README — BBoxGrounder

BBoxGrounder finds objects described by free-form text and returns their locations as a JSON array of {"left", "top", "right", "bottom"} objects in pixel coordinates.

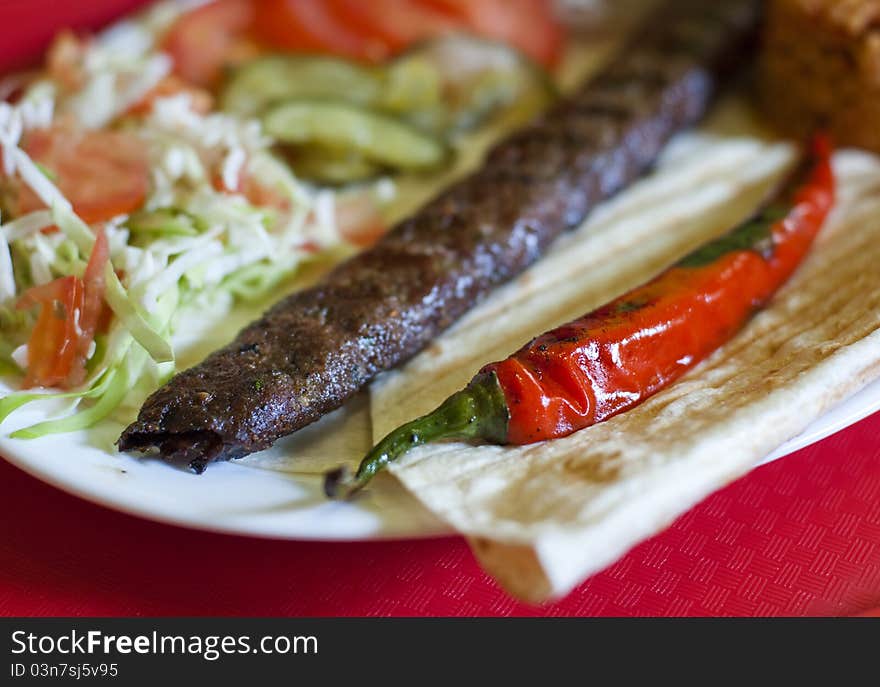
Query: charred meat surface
[{"left": 118, "top": 0, "right": 761, "bottom": 472}]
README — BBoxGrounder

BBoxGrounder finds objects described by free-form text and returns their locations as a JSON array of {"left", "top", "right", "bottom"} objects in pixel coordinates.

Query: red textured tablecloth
[
  {"left": 2, "top": 0, "right": 880, "bottom": 618},
  {"left": 1, "top": 410, "right": 879, "bottom": 617}
]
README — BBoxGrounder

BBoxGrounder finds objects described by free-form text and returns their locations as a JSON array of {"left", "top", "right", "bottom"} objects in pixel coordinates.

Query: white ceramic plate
[
  {"left": 1, "top": 373, "right": 878, "bottom": 541},
  {"left": 3, "top": 94, "right": 878, "bottom": 543}
]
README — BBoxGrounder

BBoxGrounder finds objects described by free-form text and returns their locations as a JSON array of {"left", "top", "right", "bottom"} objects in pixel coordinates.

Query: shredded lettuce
[
  {"left": 0, "top": 6, "right": 358, "bottom": 444},
  {"left": 50, "top": 202, "right": 97, "bottom": 255},
  {"left": 1, "top": 210, "right": 53, "bottom": 241},
  {"left": 9, "top": 368, "right": 129, "bottom": 439},
  {"left": 8, "top": 149, "right": 71, "bottom": 215},
  {"left": 1, "top": 286, "right": 178, "bottom": 437},
  {"left": 0, "top": 226, "right": 15, "bottom": 302},
  {"left": 0, "top": 306, "right": 29, "bottom": 369},
  {"left": 0, "top": 368, "right": 117, "bottom": 425},
  {"left": 103, "top": 265, "right": 174, "bottom": 363},
  {"left": 125, "top": 208, "right": 202, "bottom": 239},
  {"left": 49, "top": 204, "right": 174, "bottom": 363},
  {"left": 222, "top": 259, "right": 297, "bottom": 302},
  {"left": 34, "top": 161, "right": 57, "bottom": 182}
]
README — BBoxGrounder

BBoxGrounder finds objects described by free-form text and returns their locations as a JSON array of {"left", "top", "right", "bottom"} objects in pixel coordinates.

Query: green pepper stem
[{"left": 324, "top": 372, "right": 508, "bottom": 499}]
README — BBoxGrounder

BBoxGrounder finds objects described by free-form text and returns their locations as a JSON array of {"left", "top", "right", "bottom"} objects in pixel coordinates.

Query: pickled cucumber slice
[
  {"left": 221, "top": 56, "right": 384, "bottom": 118},
  {"left": 381, "top": 56, "right": 443, "bottom": 114},
  {"left": 286, "top": 146, "right": 382, "bottom": 185},
  {"left": 221, "top": 54, "right": 443, "bottom": 119},
  {"left": 263, "top": 101, "right": 448, "bottom": 171},
  {"left": 394, "top": 35, "right": 557, "bottom": 134}
]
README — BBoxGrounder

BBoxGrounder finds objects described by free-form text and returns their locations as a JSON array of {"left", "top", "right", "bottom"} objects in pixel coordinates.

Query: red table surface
[
  {"left": 2, "top": 1, "right": 880, "bottom": 618},
  {"left": 1, "top": 410, "right": 879, "bottom": 617}
]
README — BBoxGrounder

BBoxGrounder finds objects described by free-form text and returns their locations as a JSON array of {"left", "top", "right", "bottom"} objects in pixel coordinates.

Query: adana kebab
[
  {"left": 118, "top": 0, "right": 761, "bottom": 472},
  {"left": 325, "top": 135, "right": 835, "bottom": 497}
]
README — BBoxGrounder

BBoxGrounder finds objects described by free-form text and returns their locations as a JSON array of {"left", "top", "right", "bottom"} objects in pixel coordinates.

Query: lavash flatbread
[{"left": 367, "top": 101, "right": 880, "bottom": 602}]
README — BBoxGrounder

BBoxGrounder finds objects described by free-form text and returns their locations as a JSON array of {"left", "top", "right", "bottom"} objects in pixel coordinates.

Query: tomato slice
[
  {"left": 17, "top": 276, "right": 82, "bottom": 389},
  {"left": 253, "top": 0, "right": 389, "bottom": 61},
  {"left": 12, "top": 124, "right": 149, "bottom": 225},
  {"left": 162, "top": 0, "right": 256, "bottom": 89},
  {"left": 423, "top": 0, "right": 563, "bottom": 67},
  {"left": 16, "top": 229, "right": 110, "bottom": 390},
  {"left": 79, "top": 227, "right": 110, "bottom": 362},
  {"left": 331, "top": 0, "right": 460, "bottom": 53}
]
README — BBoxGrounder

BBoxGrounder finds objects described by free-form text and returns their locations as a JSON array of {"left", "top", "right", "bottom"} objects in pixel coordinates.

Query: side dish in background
[
  {"left": 168, "top": 0, "right": 562, "bottom": 183},
  {"left": 244, "top": 37, "right": 555, "bottom": 184}
]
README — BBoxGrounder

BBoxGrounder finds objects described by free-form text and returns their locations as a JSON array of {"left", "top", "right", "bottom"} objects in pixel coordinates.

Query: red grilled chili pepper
[{"left": 324, "top": 135, "right": 835, "bottom": 499}]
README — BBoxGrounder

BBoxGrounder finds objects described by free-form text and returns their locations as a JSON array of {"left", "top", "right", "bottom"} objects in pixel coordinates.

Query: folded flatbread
[{"left": 369, "top": 104, "right": 880, "bottom": 602}]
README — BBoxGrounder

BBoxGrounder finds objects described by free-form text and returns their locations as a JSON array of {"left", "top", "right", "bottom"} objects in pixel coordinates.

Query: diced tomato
[
  {"left": 242, "top": 175, "right": 291, "bottom": 211},
  {"left": 253, "top": 0, "right": 389, "bottom": 62},
  {"left": 422, "top": 0, "right": 564, "bottom": 67},
  {"left": 79, "top": 227, "right": 110, "bottom": 362},
  {"left": 127, "top": 74, "right": 214, "bottom": 116},
  {"left": 336, "top": 193, "right": 387, "bottom": 248},
  {"left": 11, "top": 124, "right": 149, "bottom": 225},
  {"left": 161, "top": 0, "right": 256, "bottom": 89},
  {"left": 330, "top": 0, "right": 460, "bottom": 53},
  {"left": 164, "top": 0, "right": 562, "bottom": 88},
  {"left": 16, "top": 229, "right": 110, "bottom": 390},
  {"left": 17, "top": 276, "right": 82, "bottom": 389}
]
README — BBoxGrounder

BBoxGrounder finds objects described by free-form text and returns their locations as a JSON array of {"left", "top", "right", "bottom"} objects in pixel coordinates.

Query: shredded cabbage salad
[{"left": 0, "top": 1, "right": 384, "bottom": 438}]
